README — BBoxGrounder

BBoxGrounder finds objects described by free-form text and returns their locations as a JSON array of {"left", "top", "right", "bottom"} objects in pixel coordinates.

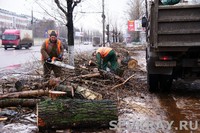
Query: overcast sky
[{"left": 0, "top": 0, "right": 129, "bottom": 33}]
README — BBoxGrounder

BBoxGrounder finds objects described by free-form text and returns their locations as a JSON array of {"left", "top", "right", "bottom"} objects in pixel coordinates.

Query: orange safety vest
[
  {"left": 96, "top": 47, "right": 112, "bottom": 58},
  {"left": 41, "top": 39, "right": 61, "bottom": 60}
]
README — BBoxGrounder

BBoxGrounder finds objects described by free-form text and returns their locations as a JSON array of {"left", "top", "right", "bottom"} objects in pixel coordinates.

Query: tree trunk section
[
  {"left": 0, "top": 98, "right": 40, "bottom": 108},
  {"left": 75, "top": 73, "right": 101, "bottom": 79},
  {"left": 68, "top": 45, "right": 75, "bottom": 66},
  {"left": 67, "top": 1, "right": 75, "bottom": 66},
  {"left": 128, "top": 59, "right": 138, "bottom": 69},
  {"left": 0, "top": 90, "right": 49, "bottom": 99},
  {"left": 37, "top": 99, "right": 118, "bottom": 130}
]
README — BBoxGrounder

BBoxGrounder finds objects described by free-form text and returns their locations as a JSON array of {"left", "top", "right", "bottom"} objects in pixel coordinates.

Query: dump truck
[
  {"left": 2, "top": 29, "right": 33, "bottom": 50},
  {"left": 146, "top": 0, "right": 200, "bottom": 92}
]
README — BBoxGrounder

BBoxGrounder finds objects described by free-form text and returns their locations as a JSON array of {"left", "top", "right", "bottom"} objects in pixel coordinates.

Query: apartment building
[{"left": 0, "top": 8, "right": 31, "bottom": 30}]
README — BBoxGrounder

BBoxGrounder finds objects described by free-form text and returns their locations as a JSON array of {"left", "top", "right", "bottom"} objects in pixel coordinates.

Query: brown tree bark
[
  {"left": 55, "top": 85, "right": 102, "bottom": 100},
  {"left": 0, "top": 90, "right": 49, "bottom": 99},
  {"left": 0, "top": 98, "right": 40, "bottom": 108},
  {"left": 37, "top": 99, "right": 118, "bottom": 130},
  {"left": 73, "top": 73, "right": 101, "bottom": 79}
]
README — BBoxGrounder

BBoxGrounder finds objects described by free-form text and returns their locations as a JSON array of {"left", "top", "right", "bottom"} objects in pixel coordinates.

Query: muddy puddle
[{"left": 119, "top": 91, "right": 200, "bottom": 133}]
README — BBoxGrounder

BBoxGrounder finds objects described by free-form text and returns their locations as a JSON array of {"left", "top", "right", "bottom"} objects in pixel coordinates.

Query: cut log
[
  {"left": 0, "top": 98, "right": 40, "bottom": 108},
  {"left": 37, "top": 99, "right": 118, "bottom": 130},
  {"left": 0, "top": 90, "right": 49, "bottom": 99},
  {"left": 49, "top": 90, "right": 66, "bottom": 100},
  {"left": 76, "top": 86, "right": 102, "bottom": 100},
  {"left": 88, "top": 60, "right": 97, "bottom": 66},
  {"left": 76, "top": 73, "right": 101, "bottom": 79},
  {"left": 0, "top": 117, "right": 8, "bottom": 121},
  {"left": 55, "top": 85, "right": 102, "bottom": 100},
  {"left": 54, "top": 85, "right": 75, "bottom": 97},
  {"left": 15, "top": 80, "right": 25, "bottom": 91},
  {"left": 128, "top": 59, "right": 138, "bottom": 69},
  {"left": 0, "top": 89, "right": 69, "bottom": 100}
]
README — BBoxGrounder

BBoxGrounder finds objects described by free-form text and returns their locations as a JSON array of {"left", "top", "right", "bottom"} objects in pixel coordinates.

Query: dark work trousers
[
  {"left": 43, "top": 62, "right": 62, "bottom": 80},
  {"left": 102, "top": 50, "right": 118, "bottom": 72}
]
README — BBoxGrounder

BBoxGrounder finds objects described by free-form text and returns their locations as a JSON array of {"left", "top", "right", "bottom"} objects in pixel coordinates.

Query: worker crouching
[
  {"left": 40, "top": 31, "right": 64, "bottom": 80},
  {"left": 93, "top": 47, "right": 120, "bottom": 74}
]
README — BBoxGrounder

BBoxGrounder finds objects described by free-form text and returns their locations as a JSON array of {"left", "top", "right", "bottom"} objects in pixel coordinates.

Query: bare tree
[
  {"left": 108, "top": 20, "right": 119, "bottom": 43},
  {"left": 33, "top": 0, "right": 81, "bottom": 65},
  {"left": 54, "top": 0, "right": 81, "bottom": 66}
]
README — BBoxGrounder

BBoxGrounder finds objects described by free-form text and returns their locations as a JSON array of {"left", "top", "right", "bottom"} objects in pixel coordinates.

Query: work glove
[
  {"left": 46, "top": 57, "right": 52, "bottom": 62},
  {"left": 58, "top": 54, "right": 63, "bottom": 61}
]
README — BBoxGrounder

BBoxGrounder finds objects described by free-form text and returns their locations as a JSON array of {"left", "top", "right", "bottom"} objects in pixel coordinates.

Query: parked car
[
  {"left": 58, "top": 37, "right": 68, "bottom": 51},
  {"left": 83, "top": 41, "right": 92, "bottom": 45}
]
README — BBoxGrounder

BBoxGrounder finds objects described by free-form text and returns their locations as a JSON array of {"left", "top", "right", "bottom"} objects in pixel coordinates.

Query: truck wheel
[
  {"left": 147, "top": 74, "right": 159, "bottom": 93},
  {"left": 4, "top": 47, "right": 7, "bottom": 50},
  {"left": 15, "top": 45, "right": 22, "bottom": 50},
  {"left": 25, "top": 43, "right": 31, "bottom": 49},
  {"left": 160, "top": 75, "right": 172, "bottom": 92}
]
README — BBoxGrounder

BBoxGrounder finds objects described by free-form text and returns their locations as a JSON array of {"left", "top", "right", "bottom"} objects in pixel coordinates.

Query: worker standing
[
  {"left": 40, "top": 31, "right": 64, "bottom": 80},
  {"left": 93, "top": 47, "right": 119, "bottom": 74}
]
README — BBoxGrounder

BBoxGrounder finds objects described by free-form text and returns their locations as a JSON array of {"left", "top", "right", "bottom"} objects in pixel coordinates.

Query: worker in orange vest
[
  {"left": 40, "top": 31, "right": 64, "bottom": 80},
  {"left": 93, "top": 47, "right": 119, "bottom": 73}
]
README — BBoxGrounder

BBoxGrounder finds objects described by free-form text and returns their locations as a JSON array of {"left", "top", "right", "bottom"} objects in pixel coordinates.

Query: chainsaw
[{"left": 46, "top": 57, "right": 75, "bottom": 70}]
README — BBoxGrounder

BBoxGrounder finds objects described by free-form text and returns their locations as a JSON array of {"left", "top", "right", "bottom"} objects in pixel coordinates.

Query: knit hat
[{"left": 50, "top": 31, "right": 57, "bottom": 37}]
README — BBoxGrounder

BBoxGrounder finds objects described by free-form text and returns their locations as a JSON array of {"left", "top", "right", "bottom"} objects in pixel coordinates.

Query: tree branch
[
  {"left": 72, "top": 0, "right": 81, "bottom": 10},
  {"left": 111, "top": 74, "right": 135, "bottom": 90},
  {"left": 34, "top": 0, "right": 65, "bottom": 24},
  {"left": 54, "top": 0, "right": 68, "bottom": 17}
]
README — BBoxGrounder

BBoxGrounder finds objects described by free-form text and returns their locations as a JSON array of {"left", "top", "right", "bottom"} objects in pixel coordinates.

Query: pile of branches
[
  {"left": 0, "top": 43, "right": 147, "bottom": 102},
  {"left": 60, "top": 43, "right": 147, "bottom": 100},
  {"left": 0, "top": 43, "right": 147, "bottom": 132}
]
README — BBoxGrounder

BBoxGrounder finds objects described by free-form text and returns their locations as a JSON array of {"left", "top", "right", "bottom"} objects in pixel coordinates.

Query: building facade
[{"left": 0, "top": 8, "right": 31, "bottom": 30}]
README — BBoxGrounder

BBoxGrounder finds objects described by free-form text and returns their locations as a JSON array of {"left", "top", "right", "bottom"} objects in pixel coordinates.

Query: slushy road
[{"left": 0, "top": 44, "right": 95, "bottom": 69}]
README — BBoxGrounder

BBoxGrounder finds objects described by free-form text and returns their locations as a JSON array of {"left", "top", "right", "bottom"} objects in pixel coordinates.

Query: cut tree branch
[
  {"left": 0, "top": 90, "right": 49, "bottom": 99},
  {"left": 111, "top": 74, "right": 135, "bottom": 90},
  {"left": 76, "top": 73, "right": 101, "bottom": 79}
]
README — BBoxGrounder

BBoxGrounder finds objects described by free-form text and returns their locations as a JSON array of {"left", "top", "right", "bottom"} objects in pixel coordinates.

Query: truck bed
[{"left": 150, "top": 3, "right": 200, "bottom": 47}]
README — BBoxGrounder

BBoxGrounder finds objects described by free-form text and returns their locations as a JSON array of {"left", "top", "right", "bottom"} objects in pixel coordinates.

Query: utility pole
[
  {"left": 102, "top": 0, "right": 105, "bottom": 46},
  {"left": 145, "top": 0, "right": 148, "bottom": 42},
  {"left": 106, "top": 24, "right": 109, "bottom": 43},
  {"left": 31, "top": 9, "right": 34, "bottom": 38}
]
